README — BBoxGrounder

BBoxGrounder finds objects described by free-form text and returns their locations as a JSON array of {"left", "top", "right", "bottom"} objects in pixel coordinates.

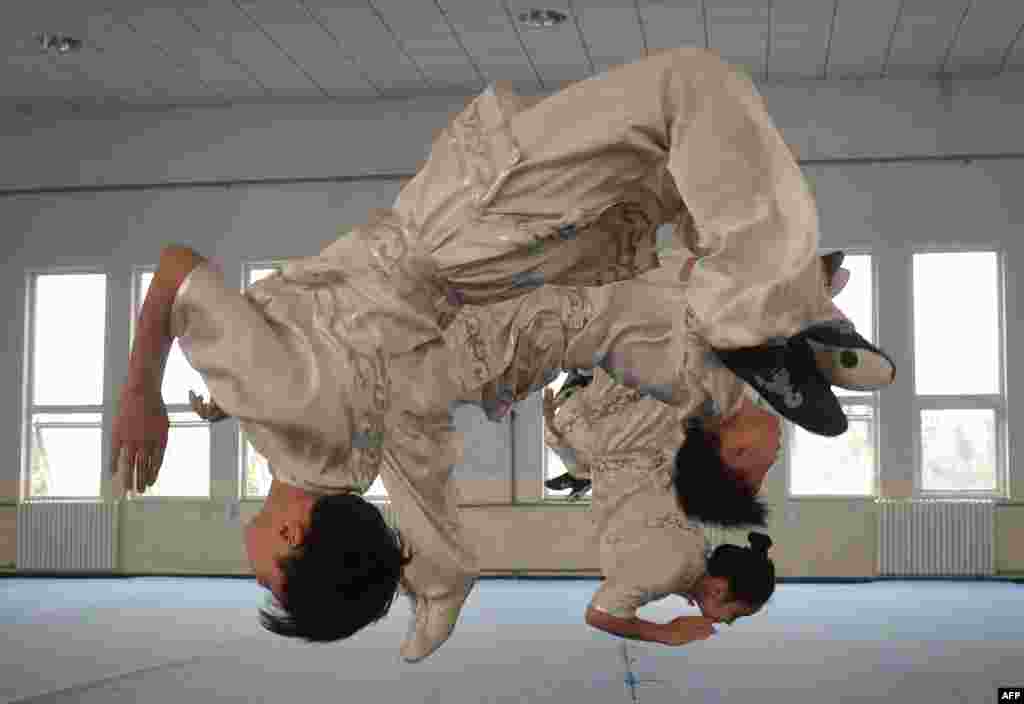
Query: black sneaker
[
  {"left": 566, "top": 479, "right": 592, "bottom": 501},
  {"left": 797, "top": 321, "right": 896, "bottom": 392},
  {"left": 545, "top": 473, "right": 577, "bottom": 491},
  {"left": 714, "top": 338, "right": 848, "bottom": 437}
]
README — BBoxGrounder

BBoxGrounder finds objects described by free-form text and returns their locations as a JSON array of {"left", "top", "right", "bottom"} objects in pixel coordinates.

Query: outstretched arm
[
  {"left": 585, "top": 606, "right": 717, "bottom": 646},
  {"left": 585, "top": 606, "right": 669, "bottom": 644},
  {"left": 111, "top": 245, "right": 205, "bottom": 496}
]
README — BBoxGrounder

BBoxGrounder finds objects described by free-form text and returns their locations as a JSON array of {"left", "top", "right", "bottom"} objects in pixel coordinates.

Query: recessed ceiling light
[
  {"left": 518, "top": 9, "right": 568, "bottom": 28},
  {"left": 36, "top": 33, "right": 83, "bottom": 55}
]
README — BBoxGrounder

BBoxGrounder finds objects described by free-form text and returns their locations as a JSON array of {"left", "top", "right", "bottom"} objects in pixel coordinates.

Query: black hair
[
  {"left": 258, "top": 492, "right": 413, "bottom": 643},
  {"left": 672, "top": 422, "right": 769, "bottom": 528},
  {"left": 706, "top": 532, "right": 775, "bottom": 609}
]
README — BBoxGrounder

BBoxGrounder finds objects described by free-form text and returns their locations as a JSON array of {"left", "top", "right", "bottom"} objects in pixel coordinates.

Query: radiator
[
  {"left": 16, "top": 501, "right": 118, "bottom": 571},
  {"left": 877, "top": 500, "right": 995, "bottom": 577}
]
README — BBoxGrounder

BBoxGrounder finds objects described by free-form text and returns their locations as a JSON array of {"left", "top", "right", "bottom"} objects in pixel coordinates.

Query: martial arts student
[
  {"left": 543, "top": 250, "right": 852, "bottom": 496},
  {"left": 540, "top": 363, "right": 775, "bottom": 643}
]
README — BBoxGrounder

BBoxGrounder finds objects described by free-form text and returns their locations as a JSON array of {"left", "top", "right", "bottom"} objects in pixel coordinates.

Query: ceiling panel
[
  {"left": 63, "top": 9, "right": 169, "bottom": 103},
  {"left": 571, "top": 0, "right": 646, "bottom": 76},
  {"left": 91, "top": 11, "right": 230, "bottom": 103},
  {"left": 3, "top": 1, "right": 1024, "bottom": 108},
  {"left": 827, "top": 0, "right": 903, "bottom": 78},
  {"left": 92, "top": 4, "right": 238, "bottom": 104},
  {"left": 301, "top": 1, "right": 428, "bottom": 98},
  {"left": 437, "top": 0, "right": 541, "bottom": 88},
  {"left": 503, "top": 0, "right": 593, "bottom": 89},
  {"left": 1, "top": 53, "right": 94, "bottom": 101},
  {"left": 2, "top": 0, "right": 163, "bottom": 103},
  {"left": 769, "top": 0, "right": 835, "bottom": 80},
  {"left": 182, "top": 2, "right": 319, "bottom": 96},
  {"left": 944, "top": 0, "right": 1024, "bottom": 76},
  {"left": 885, "top": 0, "right": 969, "bottom": 78},
  {"left": 370, "top": 0, "right": 484, "bottom": 92},
  {"left": 706, "top": 2, "right": 771, "bottom": 79},
  {"left": 636, "top": 1, "right": 706, "bottom": 54},
  {"left": 115, "top": 5, "right": 267, "bottom": 100},
  {"left": 235, "top": 0, "right": 380, "bottom": 99}
]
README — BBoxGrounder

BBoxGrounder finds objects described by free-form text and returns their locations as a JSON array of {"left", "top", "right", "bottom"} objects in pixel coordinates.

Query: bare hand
[
  {"left": 189, "top": 390, "right": 229, "bottom": 422},
  {"left": 659, "top": 616, "right": 717, "bottom": 646},
  {"left": 110, "top": 384, "right": 169, "bottom": 495}
]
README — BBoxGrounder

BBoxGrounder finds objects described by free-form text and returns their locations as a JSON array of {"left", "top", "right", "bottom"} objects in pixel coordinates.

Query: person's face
[
  {"left": 244, "top": 506, "right": 308, "bottom": 604},
  {"left": 717, "top": 403, "right": 782, "bottom": 495},
  {"left": 691, "top": 576, "right": 758, "bottom": 625}
]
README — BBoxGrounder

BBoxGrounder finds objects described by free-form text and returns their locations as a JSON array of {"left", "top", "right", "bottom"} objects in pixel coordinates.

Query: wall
[{"left": 1, "top": 71, "right": 1022, "bottom": 577}]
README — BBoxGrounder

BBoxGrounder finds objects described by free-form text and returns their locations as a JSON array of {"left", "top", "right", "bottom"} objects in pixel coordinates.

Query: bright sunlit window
[
  {"left": 788, "top": 254, "right": 877, "bottom": 496},
  {"left": 913, "top": 251, "right": 1003, "bottom": 495},
  {"left": 25, "top": 273, "right": 107, "bottom": 498},
  {"left": 135, "top": 272, "right": 210, "bottom": 497},
  {"left": 239, "top": 263, "right": 388, "bottom": 499}
]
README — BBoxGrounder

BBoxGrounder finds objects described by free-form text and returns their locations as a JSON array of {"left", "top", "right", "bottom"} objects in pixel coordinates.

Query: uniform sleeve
[
  {"left": 376, "top": 409, "right": 479, "bottom": 600},
  {"left": 589, "top": 580, "right": 652, "bottom": 620}
]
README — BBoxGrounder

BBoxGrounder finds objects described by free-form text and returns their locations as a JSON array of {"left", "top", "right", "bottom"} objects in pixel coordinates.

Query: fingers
[
  {"left": 154, "top": 444, "right": 166, "bottom": 476},
  {"left": 140, "top": 444, "right": 164, "bottom": 492},
  {"left": 110, "top": 441, "right": 166, "bottom": 496},
  {"left": 135, "top": 450, "right": 146, "bottom": 494},
  {"left": 141, "top": 454, "right": 153, "bottom": 491}
]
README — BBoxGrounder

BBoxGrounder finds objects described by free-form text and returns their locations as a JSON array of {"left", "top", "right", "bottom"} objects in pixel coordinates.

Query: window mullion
[
  {"left": 915, "top": 395, "right": 1001, "bottom": 410},
  {"left": 31, "top": 404, "right": 106, "bottom": 414}
]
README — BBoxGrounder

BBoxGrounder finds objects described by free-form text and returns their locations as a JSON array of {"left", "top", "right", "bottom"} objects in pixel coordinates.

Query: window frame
[
  {"left": 911, "top": 247, "right": 1007, "bottom": 499},
  {"left": 127, "top": 266, "right": 212, "bottom": 501},
  {"left": 22, "top": 267, "right": 108, "bottom": 501},
  {"left": 786, "top": 249, "right": 880, "bottom": 499}
]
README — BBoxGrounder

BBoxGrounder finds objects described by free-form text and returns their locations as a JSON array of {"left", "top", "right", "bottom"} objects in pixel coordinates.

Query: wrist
[{"left": 651, "top": 622, "right": 671, "bottom": 645}]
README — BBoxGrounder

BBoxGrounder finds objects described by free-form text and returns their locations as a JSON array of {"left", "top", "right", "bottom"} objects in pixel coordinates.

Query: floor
[{"left": 1, "top": 577, "right": 1021, "bottom": 704}]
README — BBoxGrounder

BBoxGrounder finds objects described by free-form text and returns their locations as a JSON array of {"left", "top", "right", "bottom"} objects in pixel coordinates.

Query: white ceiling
[{"left": 3, "top": 0, "right": 1023, "bottom": 111}]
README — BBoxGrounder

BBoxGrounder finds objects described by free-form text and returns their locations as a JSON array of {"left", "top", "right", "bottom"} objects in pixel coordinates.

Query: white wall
[{"left": 1, "top": 71, "right": 1022, "bottom": 575}]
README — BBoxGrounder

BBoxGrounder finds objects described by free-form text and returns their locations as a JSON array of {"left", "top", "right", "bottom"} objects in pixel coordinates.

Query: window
[
  {"left": 25, "top": 273, "right": 107, "bottom": 498},
  {"left": 134, "top": 273, "right": 210, "bottom": 497},
  {"left": 788, "top": 254, "right": 878, "bottom": 496},
  {"left": 542, "top": 371, "right": 590, "bottom": 500},
  {"left": 913, "top": 252, "right": 1003, "bottom": 495},
  {"left": 239, "top": 263, "right": 388, "bottom": 499}
]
